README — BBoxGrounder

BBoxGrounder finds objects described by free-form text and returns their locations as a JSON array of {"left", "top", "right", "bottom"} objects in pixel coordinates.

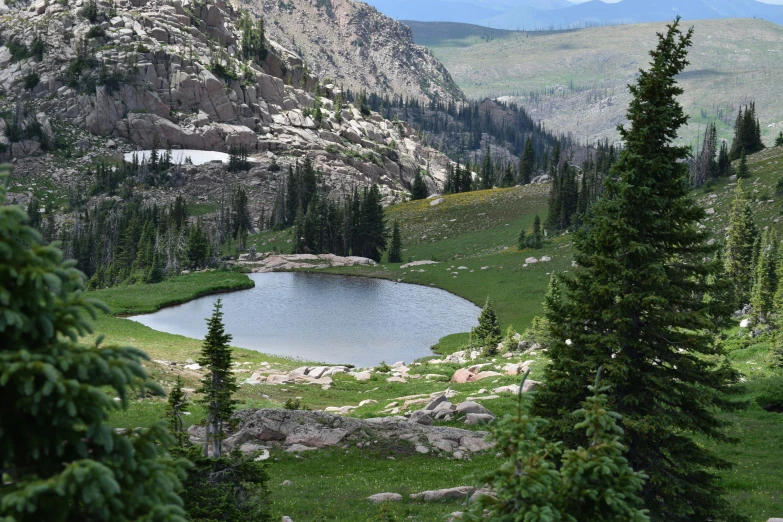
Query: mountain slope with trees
[{"left": 407, "top": 17, "right": 783, "bottom": 148}]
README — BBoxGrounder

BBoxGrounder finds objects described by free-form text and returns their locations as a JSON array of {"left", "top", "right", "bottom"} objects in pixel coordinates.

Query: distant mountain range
[{"left": 362, "top": 0, "right": 783, "bottom": 29}]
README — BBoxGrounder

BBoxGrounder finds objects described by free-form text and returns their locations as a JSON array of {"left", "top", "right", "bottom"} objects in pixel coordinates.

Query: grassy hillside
[{"left": 407, "top": 18, "right": 783, "bottom": 147}]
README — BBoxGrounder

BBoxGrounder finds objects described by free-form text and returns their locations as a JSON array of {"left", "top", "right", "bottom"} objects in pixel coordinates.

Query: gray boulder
[
  {"left": 408, "top": 410, "right": 434, "bottom": 426},
  {"left": 410, "top": 486, "right": 474, "bottom": 502},
  {"left": 465, "top": 413, "right": 495, "bottom": 425},
  {"left": 455, "top": 401, "right": 492, "bottom": 415},
  {"left": 367, "top": 493, "right": 402, "bottom": 504}
]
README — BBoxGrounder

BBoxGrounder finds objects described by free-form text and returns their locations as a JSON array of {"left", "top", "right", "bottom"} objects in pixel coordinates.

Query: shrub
[
  {"left": 79, "top": 0, "right": 99, "bottom": 22},
  {"left": 22, "top": 71, "right": 39, "bottom": 90},
  {"left": 284, "top": 398, "right": 309, "bottom": 410},
  {"left": 755, "top": 375, "right": 783, "bottom": 413},
  {"left": 86, "top": 25, "right": 106, "bottom": 38},
  {"left": 6, "top": 40, "right": 29, "bottom": 62},
  {"left": 375, "top": 361, "right": 391, "bottom": 373},
  {"left": 97, "top": 64, "right": 127, "bottom": 94},
  {"left": 29, "top": 36, "right": 45, "bottom": 61}
]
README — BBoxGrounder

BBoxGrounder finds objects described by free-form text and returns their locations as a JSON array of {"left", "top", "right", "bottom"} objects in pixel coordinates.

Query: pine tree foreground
[
  {"left": 532, "top": 19, "right": 744, "bottom": 522},
  {"left": 0, "top": 168, "right": 188, "bottom": 521},
  {"left": 465, "top": 371, "right": 649, "bottom": 522}
]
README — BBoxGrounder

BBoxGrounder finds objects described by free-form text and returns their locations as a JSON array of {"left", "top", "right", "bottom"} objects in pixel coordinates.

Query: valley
[
  {"left": 1, "top": 0, "right": 783, "bottom": 520},
  {"left": 407, "top": 18, "right": 783, "bottom": 147}
]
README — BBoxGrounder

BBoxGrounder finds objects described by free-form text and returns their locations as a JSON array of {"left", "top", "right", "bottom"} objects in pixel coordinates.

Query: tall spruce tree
[
  {"left": 723, "top": 181, "right": 758, "bottom": 307},
  {"left": 197, "top": 299, "right": 238, "bottom": 458},
  {"left": 388, "top": 219, "right": 402, "bottom": 263},
  {"left": 0, "top": 168, "right": 188, "bottom": 521},
  {"left": 531, "top": 20, "right": 742, "bottom": 522}
]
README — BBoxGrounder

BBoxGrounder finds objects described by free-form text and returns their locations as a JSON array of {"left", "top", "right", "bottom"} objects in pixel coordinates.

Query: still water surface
[{"left": 128, "top": 272, "right": 480, "bottom": 367}]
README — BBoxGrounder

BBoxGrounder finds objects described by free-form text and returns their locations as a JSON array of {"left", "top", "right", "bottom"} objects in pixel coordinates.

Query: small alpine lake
[{"left": 128, "top": 272, "right": 481, "bottom": 367}]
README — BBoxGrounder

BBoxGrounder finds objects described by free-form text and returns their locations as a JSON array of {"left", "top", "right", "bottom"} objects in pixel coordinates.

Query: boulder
[
  {"left": 459, "top": 436, "right": 493, "bottom": 452},
  {"left": 284, "top": 425, "right": 350, "bottom": 447},
  {"left": 408, "top": 410, "right": 434, "bottom": 426},
  {"left": 503, "top": 362, "right": 528, "bottom": 376},
  {"left": 492, "top": 384, "right": 520, "bottom": 395},
  {"left": 204, "top": 409, "right": 490, "bottom": 456},
  {"left": 450, "top": 368, "right": 473, "bottom": 383},
  {"left": 367, "top": 493, "right": 402, "bottom": 504},
  {"left": 410, "top": 486, "right": 474, "bottom": 502},
  {"left": 423, "top": 395, "right": 448, "bottom": 411},
  {"left": 455, "top": 402, "right": 492, "bottom": 415},
  {"left": 465, "top": 413, "right": 495, "bottom": 425},
  {"left": 522, "top": 380, "right": 541, "bottom": 393},
  {"left": 285, "top": 444, "right": 317, "bottom": 453},
  {"left": 351, "top": 371, "right": 372, "bottom": 381},
  {"left": 469, "top": 371, "right": 503, "bottom": 382}
]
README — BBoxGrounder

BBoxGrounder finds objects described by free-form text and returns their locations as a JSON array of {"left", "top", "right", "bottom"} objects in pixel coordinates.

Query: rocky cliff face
[
  {"left": 253, "top": 0, "right": 463, "bottom": 104},
  {"left": 0, "top": 0, "right": 455, "bottom": 200}
]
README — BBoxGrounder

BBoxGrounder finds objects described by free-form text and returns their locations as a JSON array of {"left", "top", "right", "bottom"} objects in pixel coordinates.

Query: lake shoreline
[{"left": 126, "top": 271, "right": 480, "bottom": 367}]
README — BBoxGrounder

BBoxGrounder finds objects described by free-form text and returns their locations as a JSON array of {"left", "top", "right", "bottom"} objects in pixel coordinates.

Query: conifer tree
[
  {"left": 146, "top": 249, "right": 165, "bottom": 283},
  {"left": 472, "top": 297, "right": 501, "bottom": 355},
  {"left": 776, "top": 131, "right": 783, "bottom": 147},
  {"left": 166, "top": 376, "right": 190, "bottom": 448},
  {"left": 501, "top": 164, "right": 515, "bottom": 187},
  {"left": 724, "top": 180, "right": 758, "bottom": 307},
  {"left": 750, "top": 228, "right": 778, "bottom": 322},
  {"left": 0, "top": 168, "right": 187, "bottom": 521},
  {"left": 186, "top": 219, "right": 209, "bottom": 269},
  {"left": 737, "top": 148, "right": 749, "bottom": 178},
  {"left": 558, "top": 373, "right": 650, "bottom": 522},
  {"left": 517, "top": 228, "right": 526, "bottom": 250},
  {"left": 197, "top": 299, "right": 238, "bottom": 458},
  {"left": 357, "top": 185, "right": 387, "bottom": 262},
  {"left": 481, "top": 144, "right": 494, "bottom": 189},
  {"left": 530, "top": 214, "right": 543, "bottom": 248},
  {"left": 465, "top": 371, "right": 649, "bottom": 522},
  {"left": 717, "top": 140, "right": 731, "bottom": 177},
  {"left": 532, "top": 20, "right": 742, "bottom": 522},
  {"left": 411, "top": 169, "right": 428, "bottom": 200},
  {"left": 519, "top": 136, "right": 535, "bottom": 184},
  {"left": 388, "top": 219, "right": 402, "bottom": 263}
]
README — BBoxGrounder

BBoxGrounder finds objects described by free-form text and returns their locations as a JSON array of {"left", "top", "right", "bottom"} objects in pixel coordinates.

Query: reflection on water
[{"left": 128, "top": 272, "right": 481, "bottom": 367}]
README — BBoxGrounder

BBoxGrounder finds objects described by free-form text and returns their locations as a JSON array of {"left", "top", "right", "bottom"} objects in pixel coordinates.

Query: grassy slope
[
  {"left": 407, "top": 18, "right": 783, "bottom": 147},
  {"left": 91, "top": 148, "right": 783, "bottom": 520}
]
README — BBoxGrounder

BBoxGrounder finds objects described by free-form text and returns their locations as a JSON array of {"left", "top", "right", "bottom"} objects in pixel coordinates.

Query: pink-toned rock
[
  {"left": 450, "top": 368, "right": 474, "bottom": 383},
  {"left": 468, "top": 371, "right": 503, "bottom": 382}
]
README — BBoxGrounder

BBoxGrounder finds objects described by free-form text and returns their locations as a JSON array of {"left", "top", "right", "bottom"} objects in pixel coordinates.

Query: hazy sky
[{"left": 566, "top": 0, "right": 783, "bottom": 3}]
